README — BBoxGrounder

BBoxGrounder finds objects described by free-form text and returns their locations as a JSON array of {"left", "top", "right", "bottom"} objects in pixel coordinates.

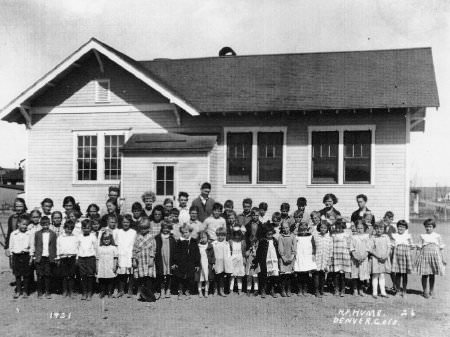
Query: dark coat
[
  {"left": 173, "top": 238, "right": 201, "bottom": 279},
  {"left": 319, "top": 207, "right": 341, "bottom": 218},
  {"left": 154, "top": 233, "right": 176, "bottom": 277},
  {"left": 34, "top": 230, "right": 57, "bottom": 263},
  {"left": 244, "top": 220, "right": 263, "bottom": 249},
  {"left": 254, "top": 238, "right": 280, "bottom": 275},
  {"left": 350, "top": 208, "right": 375, "bottom": 225},
  {"left": 191, "top": 197, "right": 215, "bottom": 223},
  {"left": 206, "top": 243, "right": 215, "bottom": 281}
]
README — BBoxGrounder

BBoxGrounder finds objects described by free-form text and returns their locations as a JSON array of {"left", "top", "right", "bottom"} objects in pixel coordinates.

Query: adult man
[
  {"left": 190, "top": 182, "right": 215, "bottom": 222},
  {"left": 237, "top": 198, "right": 253, "bottom": 228},
  {"left": 178, "top": 192, "right": 190, "bottom": 225},
  {"left": 350, "top": 194, "right": 375, "bottom": 225}
]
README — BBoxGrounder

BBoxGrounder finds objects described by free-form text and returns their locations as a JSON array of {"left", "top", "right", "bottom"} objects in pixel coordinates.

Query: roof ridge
[{"left": 139, "top": 46, "right": 432, "bottom": 63}]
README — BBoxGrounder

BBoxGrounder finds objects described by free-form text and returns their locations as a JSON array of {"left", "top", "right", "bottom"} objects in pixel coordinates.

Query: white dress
[
  {"left": 230, "top": 241, "right": 245, "bottom": 277},
  {"left": 213, "top": 240, "right": 232, "bottom": 274},
  {"left": 266, "top": 240, "right": 279, "bottom": 276},
  {"left": 294, "top": 235, "right": 317, "bottom": 272},
  {"left": 97, "top": 245, "right": 118, "bottom": 278},
  {"left": 198, "top": 243, "right": 209, "bottom": 281},
  {"left": 116, "top": 228, "right": 137, "bottom": 274}
]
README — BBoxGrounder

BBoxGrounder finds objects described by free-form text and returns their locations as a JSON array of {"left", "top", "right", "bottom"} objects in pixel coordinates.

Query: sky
[{"left": 0, "top": 0, "right": 449, "bottom": 186}]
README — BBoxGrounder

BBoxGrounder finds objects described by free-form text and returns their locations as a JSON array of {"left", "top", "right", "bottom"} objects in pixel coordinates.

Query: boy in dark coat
[
  {"left": 154, "top": 222, "right": 176, "bottom": 298},
  {"left": 254, "top": 223, "right": 280, "bottom": 298},
  {"left": 30, "top": 216, "right": 57, "bottom": 298},
  {"left": 173, "top": 224, "right": 201, "bottom": 299}
]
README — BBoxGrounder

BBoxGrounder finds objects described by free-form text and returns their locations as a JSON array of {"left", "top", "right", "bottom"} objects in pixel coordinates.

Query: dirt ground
[{"left": 0, "top": 219, "right": 449, "bottom": 337}]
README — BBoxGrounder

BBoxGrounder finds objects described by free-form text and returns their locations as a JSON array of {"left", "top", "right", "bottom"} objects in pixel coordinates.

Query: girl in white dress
[
  {"left": 196, "top": 230, "right": 215, "bottom": 298},
  {"left": 294, "top": 221, "right": 317, "bottom": 296},
  {"left": 213, "top": 227, "right": 232, "bottom": 296},
  {"left": 229, "top": 228, "right": 246, "bottom": 295},
  {"left": 97, "top": 232, "right": 118, "bottom": 298},
  {"left": 115, "top": 215, "right": 136, "bottom": 298}
]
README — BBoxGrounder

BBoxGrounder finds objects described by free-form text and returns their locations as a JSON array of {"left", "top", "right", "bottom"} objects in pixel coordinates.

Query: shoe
[
  {"left": 429, "top": 291, "right": 433, "bottom": 298},
  {"left": 99, "top": 292, "right": 105, "bottom": 299},
  {"left": 13, "top": 293, "right": 20, "bottom": 299},
  {"left": 340, "top": 292, "right": 344, "bottom": 297},
  {"left": 204, "top": 293, "right": 209, "bottom": 298},
  {"left": 247, "top": 291, "right": 251, "bottom": 297},
  {"left": 423, "top": 292, "right": 429, "bottom": 299},
  {"left": 87, "top": 295, "right": 92, "bottom": 301},
  {"left": 116, "top": 291, "right": 124, "bottom": 298},
  {"left": 380, "top": 294, "right": 389, "bottom": 298},
  {"left": 237, "top": 290, "right": 241, "bottom": 296},
  {"left": 254, "top": 291, "right": 259, "bottom": 297},
  {"left": 178, "top": 293, "right": 183, "bottom": 300},
  {"left": 297, "top": 291, "right": 302, "bottom": 297},
  {"left": 261, "top": 291, "right": 266, "bottom": 299},
  {"left": 281, "top": 291, "right": 287, "bottom": 297},
  {"left": 198, "top": 292, "right": 203, "bottom": 298},
  {"left": 359, "top": 292, "right": 366, "bottom": 297},
  {"left": 286, "top": 291, "right": 292, "bottom": 297},
  {"left": 372, "top": 295, "right": 378, "bottom": 299},
  {"left": 22, "top": 294, "right": 28, "bottom": 299},
  {"left": 81, "top": 294, "right": 87, "bottom": 300},
  {"left": 37, "top": 293, "right": 43, "bottom": 299},
  {"left": 165, "top": 292, "right": 171, "bottom": 299},
  {"left": 45, "top": 293, "right": 52, "bottom": 299},
  {"left": 353, "top": 290, "right": 358, "bottom": 296},
  {"left": 270, "top": 290, "right": 278, "bottom": 298},
  {"left": 317, "top": 293, "right": 323, "bottom": 298}
]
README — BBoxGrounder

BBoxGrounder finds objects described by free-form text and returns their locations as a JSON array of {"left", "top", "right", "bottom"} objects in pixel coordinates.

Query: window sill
[
  {"left": 223, "top": 184, "right": 287, "bottom": 188},
  {"left": 306, "top": 184, "right": 375, "bottom": 188},
  {"left": 72, "top": 180, "right": 120, "bottom": 186}
]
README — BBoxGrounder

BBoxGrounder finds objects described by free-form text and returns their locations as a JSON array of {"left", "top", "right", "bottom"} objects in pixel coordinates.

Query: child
[
  {"left": 30, "top": 216, "right": 57, "bottom": 299},
  {"left": 173, "top": 224, "right": 200, "bottom": 299},
  {"left": 150, "top": 205, "right": 165, "bottom": 237},
  {"left": 255, "top": 223, "right": 279, "bottom": 298},
  {"left": 277, "top": 221, "right": 296, "bottom": 297},
  {"left": 154, "top": 222, "right": 176, "bottom": 299},
  {"left": 187, "top": 206, "right": 204, "bottom": 240},
  {"left": 97, "top": 232, "right": 118, "bottom": 298},
  {"left": 245, "top": 209, "right": 261, "bottom": 296},
  {"left": 91, "top": 219, "right": 101, "bottom": 238},
  {"left": 293, "top": 197, "right": 307, "bottom": 220},
  {"left": 85, "top": 204, "right": 100, "bottom": 220},
  {"left": 382, "top": 211, "right": 396, "bottom": 236},
  {"left": 309, "top": 211, "right": 321, "bottom": 236},
  {"left": 77, "top": 219, "right": 97, "bottom": 300},
  {"left": 169, "top": 208, "right": 181, "bottom": 239},
  {"left": 362, "top": 212, "right": 375, "bottom": 236},
  {"left": 101, "top": 198, "right": 122, "bottom": 229},
  {"left": 115, "top": 214, "right": 137, "bottom": 298},
  {"left": 223, "top": 200, "right": 234, "bottom": 219},
  {"left": 332, "top": 219, "right": 351, "bottom": 297},
  {"left": 99, "top": 214, "right": 119, "bottom": 245},
  {"left": 132, "top": 218, "right": 157, "bottom": 303},
  {"left": 204, "top": 203, "right": 226, "bottom": 241},
  {"left": 62, "top": 196, "right": 78, "bottom": 222},
  {"left": 259, "top": 202, "right": 271, "bottom": 224},
  {"left": 67, "top": 210, "right": 82, "bottom": 237},
  {"left": 280, "top": 203, "right": 294, "bottom": 229},
  {"left": 178, "top": 191, "right": 190, "bottom": 225},
  {"left": 141, "top": 191, "right": 156, "bottom": 218},
  {"left": 56, "top": 220, "right": 78, "bottom": 298},
  {"left": 271, "top": 212, "right": 281, "bottom": 240},
  {"left": 350, "top": 221, "right": 371, "bottom": 296},
  {"left": 229, "top": 228, "right": 246, "bottom": 295},
  {"left": 290, "top": 211, "right": 302, "bottom": 236},
  {"left": 313, "top": 221, "right": 332, "bottom": 297},
  {"left": 212, "top": 227, "right": 232, "bottom": 297},
  {"left": 415, "top": 218, "right": 446, "bottom": 298},
  {"left": 369, "top": 222, "right": 392, "bottom": 298},
  {"left": 226, "top": 211, "right": 242, "bottom": 240},
  {"left": 50, "top": 211, "right": 63, "bottom": 236},
  {"left": 294, "top": 221, "right": 317, "bottom": 296},
  {"left": 131, "top": 202, "right": 144, "bottom": 230},
  {"left": 163, "top": 198, "right": 174, "bottom": 213},
  {"left": 5, "top": 198, "right": 28, "bottom": 255},
  {"left": 28, "top": 209, "right": 42, "bottom": 237},
  {"left": 391, "top": 220, "right": 414, "bottom": 297},
  {"left": 8, "top": 214, "right": 32, "bottom": 298},
  {"left": 40, "top": 198, "right": 54, "bottom": 220},
  {"left": 196, "top": 230, "right": 215, "bottom": 298}
]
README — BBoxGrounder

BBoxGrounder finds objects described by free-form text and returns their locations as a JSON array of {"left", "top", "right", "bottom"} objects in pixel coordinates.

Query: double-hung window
[
  {"left": 225, "top": 127, "right": 286, "bottom": 185},
  {"left": 74, "top": 131, "right": 126, "bottom": 183},
  {"left": 309, "top": 125, "right": 375, "bottom": 185}
]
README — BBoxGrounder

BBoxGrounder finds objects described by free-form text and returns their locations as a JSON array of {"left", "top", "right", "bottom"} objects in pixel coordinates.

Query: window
[
  {"left": 77, "top": 135, "right": 97, "bottom": 181},
  {"left": 74, "top": 131, "right": 127, "bottom": 183},
  {"left": 226, "top": 133, "right": 252, "bottom": 183},
  {"left": 105, "top": 135, "right": 125, "bottom": 180},
  {"left": 95, "top": 79, "right": 110, "bottom": 103},
  {"left": 309, "top": 126, "right": 374, "bottom": 185},
  {"left": 257, "top": 132, "right": 283, "bottom": 183},
  {"left": 156, "top": 165, "right": 174, "bottom": 196},
  {"left": 225, "top": 127, "right": 286, "bottom": 185},
  {"left": 344, "top": 131, "right": 371, "bottom": 184}
]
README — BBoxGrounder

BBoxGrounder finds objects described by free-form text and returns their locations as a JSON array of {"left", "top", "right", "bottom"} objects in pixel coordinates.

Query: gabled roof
[
  {"left": 0, "top": 38, "right": 200, "bottom": 122},
  {"left": 1, "top": 38, "right": 440, "bottom": 123},
  {"left": 122, "top": 133, "right": 217, "bottom": 153},
  {"left": 141, "top": 47, "right": 439, "bottom": 113}
]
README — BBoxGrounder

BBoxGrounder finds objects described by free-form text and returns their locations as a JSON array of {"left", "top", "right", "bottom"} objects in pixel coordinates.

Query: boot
[
  {"left": 80, "top": 278, "right": 87, "bottom": 300},
  {"left": 261, "top": 288, "right": 266, "bottom": 299},
  {"left": 62, "top": 279, "right": 68, "bottom": 297},
  {"left": 68, "top": 279, "right": 74, "bottom": 299}
]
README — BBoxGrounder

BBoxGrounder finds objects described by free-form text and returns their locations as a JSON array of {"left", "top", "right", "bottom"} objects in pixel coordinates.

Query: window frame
[
  {"left": 72, "top": 129, "right": 129, "bottom": 185},
  {"left": 307, "top": 125, "right": 376, "bottom": 186},
  {"left": 95, "top": 79, "right": 111, "bottom": 103},
  {"left": 223, "top": 126, "right": 287, "bottom": 186},
  {"left": 153, "top": 163, "right": 177, "bottom": 198}
]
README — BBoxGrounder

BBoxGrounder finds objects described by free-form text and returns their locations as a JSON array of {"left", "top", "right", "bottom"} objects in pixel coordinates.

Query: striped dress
[
  {"left": 332, "top": 232, "right": 351, "bottom": 273},
  {"left": 132, "top": 232, "right": 156, "bottom": 278},
  {"left": 391, "top": 233, "right": 413, "bottom": 274},
  {"left": 415, "top": 232, "right": 445, "bottom": 276},
  {"left": 313, "top": 234, "right": 332, "bottom": 271}
]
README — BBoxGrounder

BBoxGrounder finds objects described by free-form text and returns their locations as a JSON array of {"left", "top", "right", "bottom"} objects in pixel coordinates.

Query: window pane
[
  {"left": 104, "top": 134, "right": 123, "bottom": 180},
  {"left": 156, "top": 181, "right": 165, "bottom": 196},
  {"left": 77, "top": 136, "right": 97, "bottom": 181},
  {"left": 156, "top": 165, "right": 175, "bottom": 196},
  {"left": 257, "top": 132, "right": 283, "bottom": 183},
  {"left": 166, "top": 181, "right": 174, "bottom": 196},
  {"left": 166, "top": 166, "right": 174, "bottom": 181},
  {"left": 227, "top": 132, "right": 252, "bottom": 183},
  {"left": 344, "top": 131, "right": 371, "bottom": 183},
  {"left": 156, "top": 166, "right": 165, "bottom": 180},
  {"left": 311, "top": 131, "right": 338, "bottom": 184}
]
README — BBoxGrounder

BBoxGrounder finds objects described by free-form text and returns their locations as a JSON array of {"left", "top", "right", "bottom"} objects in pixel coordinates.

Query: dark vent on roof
[{"left": 218, "top": 47, "right": 236, "bottom": 57}]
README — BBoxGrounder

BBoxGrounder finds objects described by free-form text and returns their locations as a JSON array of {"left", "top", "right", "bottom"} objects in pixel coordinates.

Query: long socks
[
  {"left": 334, "top": 272, "right": 346, "bottom": 295},
  {"left": 372, "top": 273, "right": 387, "bottom": 296},
  {"left": 229, "top": 276, "right": 242, "bottom": 294},
  {"left": 246, "top": 275, "right": 259, "bottom": 293}
]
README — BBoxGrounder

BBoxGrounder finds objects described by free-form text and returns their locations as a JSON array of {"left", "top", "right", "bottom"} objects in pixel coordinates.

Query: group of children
[{"left": 4, "top": 189, "right": 446, "bottom": 303}]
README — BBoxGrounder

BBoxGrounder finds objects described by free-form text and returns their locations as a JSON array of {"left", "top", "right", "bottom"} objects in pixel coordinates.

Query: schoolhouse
[{"left": 0, "top": 38, "right": 439, "bottom": 220}]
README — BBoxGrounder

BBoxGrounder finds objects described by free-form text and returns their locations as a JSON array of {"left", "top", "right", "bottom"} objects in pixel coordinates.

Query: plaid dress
[
  {"left": 132, "top": 233, "right": 156, "bottom": 278},
  {"left": 313, "top": 234, "right": 332, "bottom": 271},
  {"left": 332, "top": 232, "right": 351, "bottom": 273},
  {"left": 415, "top": 232, "right": 445, "bottom": 276},
  {"left": 391, "top": 233, "right": 413, "bottom": 274}
]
